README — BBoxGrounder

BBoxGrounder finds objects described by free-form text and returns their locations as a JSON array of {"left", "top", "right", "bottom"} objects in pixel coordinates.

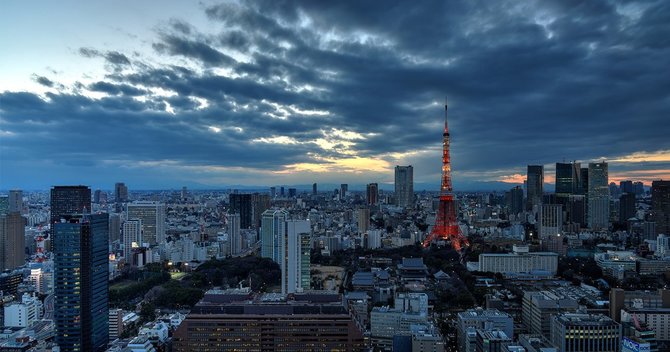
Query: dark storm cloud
[
  {"left": 32, "top": 75, "right": 54, "bottom": 87},
  {"left": 152, "top": 34, "right": 236, "bottom": 66},
  {"left": 2, "top": 0, "right": 669, "bottom": 188},
  {"left": 79, "top": 47, "right": 131, "bottom": 66},
  {"left": 88, "top": 81, "right": 147, "bottom": 96}
]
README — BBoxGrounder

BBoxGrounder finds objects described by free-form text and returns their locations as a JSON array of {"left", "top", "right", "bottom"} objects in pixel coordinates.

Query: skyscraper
[
  {"left": 620, "top": 180, "right": 634, "bottom": 194},
  {"left": 312, "top": 183, "right": 317, "bottom": 195},
  {"left": 0, "top": 212, "right": 25, "bottom": 271},
  {"left": 579, "top": 167, "right": 589, "bottom": 195},
  {"left": 229, "top": 194, "right": 252, "bottom": 229},
  {"left": 366, "top": 183, "right": 379, "bottom": 206},
  {"left": 122, "top": 219, "right": 142, "bottom": 263},
  {"left": 280, "top": 219, "right": 311, "bottom": 295},
  {"left": 50, "top": 186, "right": 91, "bottom": 225},
  {"left": 555, "top": 163, "right": 574, "bottom": 196},
  {"left": 527, "top": 165, "right": 544, "bottom": 211},
  {"left": 108, "top": 213, "right": 121, "bottom": 244},
  {"left": 8, "top": 190, "right": 23, "bottom": 213},
  {"left": 619, "top": 192, "right": 636, "bottom": 223},
  {"left": 508, "top": 186, "right": 524, "bottom": 216},
  {"left": 588, "top": 162, "right": 609, "bottom": 231},
  {"left": 94, "top": 190, "right": 102, "bottom": 204},
  {"left": 395, "top": 165, "right": 414, "bottom": 208},
  {"left": 228, "top": 213, "right": 242, "bottom": 256},
  {"left": 357, "top": 208, "right": 370, "bottom": 234},
  {"left": 652, "top": 181, "right": 670, "bottom": 235},
  {"left": 0, "top": 196, "right": 8, "bottom": 215},
  {"left": 539, "top": 204, "right": 563, "bottom": 239},
  {"left": 251, "top": 193, "right": 270, "bottom": 229},
  {"left": 54, "top": 214, "right": 109, "bottom": 352},
  {"left": 340, "top": 184, "right": 348, "bottom": 199},
  {"left": 114, "top": 182, "right": 128, "bottom": 203},
  {"left": 126, "top": 201, "right": 166, "bottom": 245},
  {"left": 260, "top": 209, "right": 288, "bottom": 260},
  {"left": 555, "top": 162, "right": 581, "bottom": 203}
]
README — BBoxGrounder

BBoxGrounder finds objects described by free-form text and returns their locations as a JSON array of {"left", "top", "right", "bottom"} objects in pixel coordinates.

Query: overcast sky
[{"left": 0, "top": 0, "right": 668, "bottom": 190}]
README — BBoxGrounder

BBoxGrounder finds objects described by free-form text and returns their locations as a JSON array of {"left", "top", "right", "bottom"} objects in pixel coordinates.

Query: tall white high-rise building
[
  {"left": 395, "top": 165, "right": 414, "bottom": 208},
  {"left": 228, "top": 213, "right": 242, "bottom": 256},
  {"left": 260, "top": 209, "right": 288, "bottom": 260},
  {"left": 127, "top": 201, "right": 165, "bottom": 245},
  {"left": 123, "top": 219, "right": 142, "bottom": 263},
  {"left": 280, "top": 220, "right": 311, "bottom": 295},
  {"left": 588, "top": 162, "right": 609, "bottom": 231}
]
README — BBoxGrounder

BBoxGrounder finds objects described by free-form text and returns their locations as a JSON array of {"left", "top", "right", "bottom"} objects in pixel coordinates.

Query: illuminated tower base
[{"left": 423, "top": 100, "right": 469, "bottom": 251}]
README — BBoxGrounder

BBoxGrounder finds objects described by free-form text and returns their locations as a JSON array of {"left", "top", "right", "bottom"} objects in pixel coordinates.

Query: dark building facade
[
  {"left": 173, "top": 292, "right": 365, "bottom": 351},
  {"left": 620, "top": 180, "right": 634, "bottom": 194},
  {"left": 555, "top": 162, "right": 580, "bottom": 196},
  {"left": 113, "top": 182, "right": 128, "bottom": 202},
  {"left": 652, "top": 181, "right": 670, "bottom": 235},
  {"left": 229, "top": 194, "right": 252, "bottom": 229},
  {"left": 50, "top": 186, "right": 91, "bottom": 225},
  {"left": 527, "top": 165, "right": 544, "bottom": 211},
  {"left": 367, "top": 183, "right": 379, "bottom": 206},
  {"left": 619, "top": 193, "right": 636, "bottom": 223},
  {"left": 251, "top": 193, "right": 271, "bottom": 229},
  {"left": 508, "top": 186, "right": 524, "bottom": 215},
  {"left": 0, "top": 212, "right": 25, "bottom": 271},
  {"left": 54, "top": 214, "right": 109, "bottom": 352}
]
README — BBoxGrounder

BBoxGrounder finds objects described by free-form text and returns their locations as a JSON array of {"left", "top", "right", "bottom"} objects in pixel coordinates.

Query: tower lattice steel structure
[{"left": 423, "top": 100, "right": 469, "bottom": 250}]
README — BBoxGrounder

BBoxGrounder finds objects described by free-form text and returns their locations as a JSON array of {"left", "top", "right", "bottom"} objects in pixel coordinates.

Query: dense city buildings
[
  {"left": 395, "top": 165, "right": 414, "bottom": 208},
  {"left": 457, "top": 308, "right": 513, "bottom": 352},
  {"left": 53, "top": 214, "right": 109, "bottom": 352},
  {"left": 522, "top": 291, "right": 579, "bottom": 336},
  {"left": 340, "top": 183, "right": 349, "bottom": 198},
  {"left": 173, "top": 291, "right": 365, "bottom": 351}
]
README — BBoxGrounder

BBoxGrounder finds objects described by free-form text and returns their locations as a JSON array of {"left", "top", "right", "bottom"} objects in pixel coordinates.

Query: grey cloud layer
[{"left": 1, "top": 0, "right": 668, "bottom": 188}]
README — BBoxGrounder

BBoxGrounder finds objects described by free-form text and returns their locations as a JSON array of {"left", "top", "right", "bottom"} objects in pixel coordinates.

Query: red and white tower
[{"left": 423, "top": 99, "right": 469, "bottom": 250}]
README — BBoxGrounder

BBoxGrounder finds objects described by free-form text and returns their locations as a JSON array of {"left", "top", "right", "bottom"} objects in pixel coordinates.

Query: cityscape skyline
[{"left": 1, "top": 0, "right": 669, "bottom": 190}]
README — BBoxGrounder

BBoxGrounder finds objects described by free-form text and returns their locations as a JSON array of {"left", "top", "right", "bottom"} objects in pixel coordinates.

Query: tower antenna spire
[{"left": 423, "top": 97, "right": 469, "bottom": 251}]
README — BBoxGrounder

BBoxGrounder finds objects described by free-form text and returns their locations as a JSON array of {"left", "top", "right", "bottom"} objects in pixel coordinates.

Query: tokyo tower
[{"left": 423, "top": 99, "right": 469, "bottom": 250}]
